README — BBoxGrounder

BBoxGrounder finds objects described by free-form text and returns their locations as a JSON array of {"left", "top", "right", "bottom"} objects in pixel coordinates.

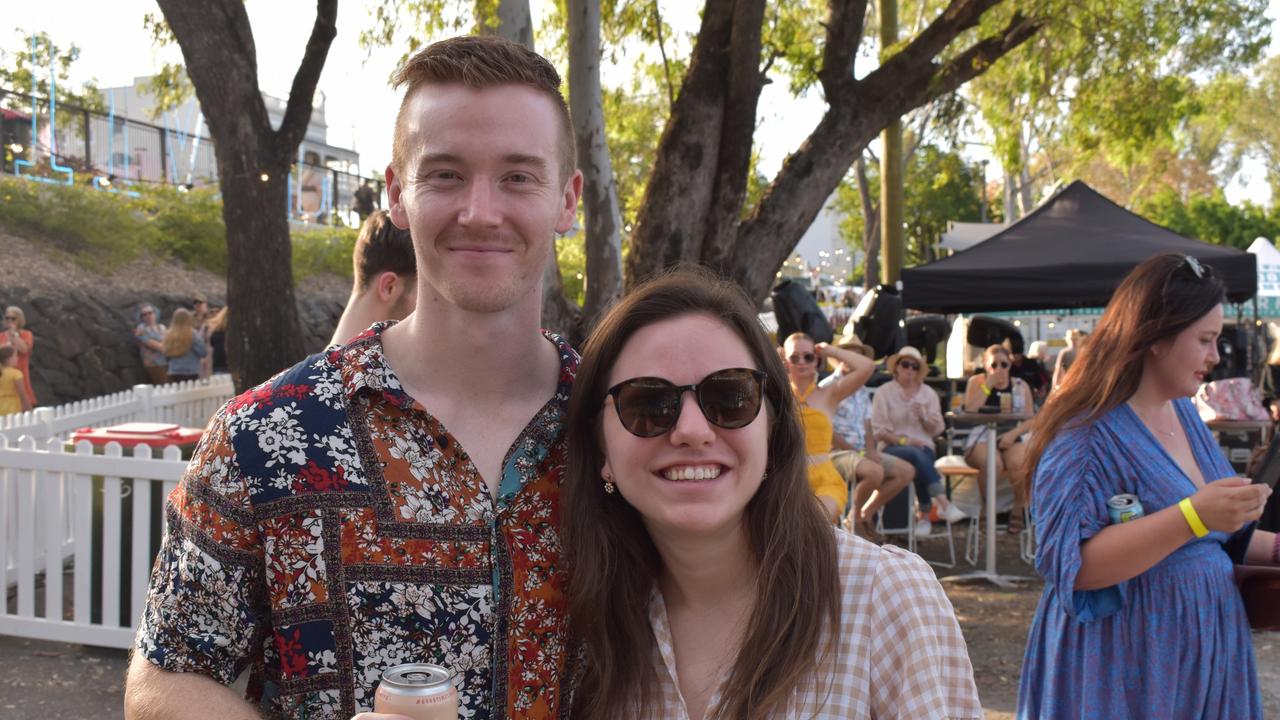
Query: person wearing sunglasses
[
  {"left": 820, "top": 331, "right": 914, "bottom": 541},
  {"left": 1, "top": 305, "right": 36, "bottom": 407},
  {"left": 563, "top": 268, "right": 979, "bottom": 720},
  {"left": 780, "top": 331, "right": 876, "bottom": 527},
  {"left": 1018, "top": 254, "right": 1276, "bottom": 718},
  {"left": 962, "top": 344, "right": 1035, "bottom": 534},
  {"left": 872, "top": 346, "right": 966, "bottom": 534},
  {"left": 133, "top": 303, "right": 169, "bottom": 385}
]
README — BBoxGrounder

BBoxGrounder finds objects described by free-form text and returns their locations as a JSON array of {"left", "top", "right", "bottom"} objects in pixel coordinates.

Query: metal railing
[{"left": 1, "top": 88, "right": 382, "bottom": 227}]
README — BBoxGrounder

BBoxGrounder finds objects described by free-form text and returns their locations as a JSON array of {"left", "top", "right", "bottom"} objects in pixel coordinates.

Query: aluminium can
[
  {"left": 1107, "top": 493, "right": 1145, "bottom": 525},
  {"left": 373, "top": 663, "right": 458, "bottom": 720}
]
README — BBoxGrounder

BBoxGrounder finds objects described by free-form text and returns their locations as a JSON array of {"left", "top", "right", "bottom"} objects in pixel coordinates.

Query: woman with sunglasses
[
  {"left": 563, "top": 269, "right": 979, "bottom": 720},
  {"left": 1, "top": 305, "right": 36, "bottom": 407},
  {"left": 1018, "top": 254, "right": 1276, "bottom": 719},
  {"left": 872, "top": 346, "right": 966, "bottom": 534},
  {"left": 962, "top": 344, "right": 1035, "bottom": 534},
  {"left": 781, "top": 331, "right": 876, "bottom": 527}
]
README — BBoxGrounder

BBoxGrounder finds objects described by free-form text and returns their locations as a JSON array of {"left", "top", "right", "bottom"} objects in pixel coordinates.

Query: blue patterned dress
[{"left": 1017, "top": 397, "right": 1262, "bottom": 719}]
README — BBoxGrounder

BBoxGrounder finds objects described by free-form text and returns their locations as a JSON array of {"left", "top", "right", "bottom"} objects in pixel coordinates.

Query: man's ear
[
  {"left": 375, "top": 272, "right": 401, "bottom": 303},
  {"left": 386, "top": 164, "right": 409, "bottom": 230}
]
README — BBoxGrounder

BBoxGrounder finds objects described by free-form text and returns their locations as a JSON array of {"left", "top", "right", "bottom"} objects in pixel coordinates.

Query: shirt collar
[{"left": 330, "top": 321, "right": 578, "bottom": 411}]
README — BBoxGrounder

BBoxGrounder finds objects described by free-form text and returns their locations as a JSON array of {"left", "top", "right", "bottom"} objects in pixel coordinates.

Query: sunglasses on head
[
  {"left": 606, "top": 368, "right": 767, "bottom": 438},
  {"left": 1180, "top": 255, "right": 1212, "bottom": 280},
  {"left": 897, "top": 360, "right": 920, "bottom": 371}
]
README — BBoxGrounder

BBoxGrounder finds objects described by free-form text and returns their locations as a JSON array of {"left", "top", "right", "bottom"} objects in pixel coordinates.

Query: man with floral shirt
[{"left": 125, "top": 36, "right": 583, "bottom": 720}]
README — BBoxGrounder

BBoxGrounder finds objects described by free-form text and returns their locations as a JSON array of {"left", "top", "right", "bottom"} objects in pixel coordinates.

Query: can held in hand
[
  {"left": 998, "top": 391, "right": 1012, "bottom": 413},
  {"left": 1107, "top": 494, "right": 1145, "bottom": 525},
  {"left": 374, "top": 663, "right": 459, "bottom": 720}
]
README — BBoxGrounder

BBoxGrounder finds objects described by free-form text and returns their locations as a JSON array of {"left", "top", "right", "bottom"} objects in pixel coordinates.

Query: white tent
[{"left": 1247, "top": 237, "right": 1280, "bottom": 316}]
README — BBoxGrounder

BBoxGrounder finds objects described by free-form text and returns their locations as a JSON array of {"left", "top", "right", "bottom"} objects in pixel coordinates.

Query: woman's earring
[{"left": 603, "top": 471, "right": 616, "bottom": 494}]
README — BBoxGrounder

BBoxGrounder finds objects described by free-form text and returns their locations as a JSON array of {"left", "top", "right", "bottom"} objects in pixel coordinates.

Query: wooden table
[{"left": 943, "top": 411, "right": 1034, "bottom": 588}]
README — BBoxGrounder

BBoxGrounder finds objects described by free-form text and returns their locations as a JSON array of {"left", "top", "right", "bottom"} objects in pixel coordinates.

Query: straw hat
[
  {"left": 886, "top": 345, "right": 925, "bottom": 371},
  {"left": 834, "top": 329, "right": 875, "bottom": 359}
]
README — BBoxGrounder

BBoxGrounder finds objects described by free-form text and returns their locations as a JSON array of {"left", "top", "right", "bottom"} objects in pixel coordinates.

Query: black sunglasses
[
  {"left": 897, "top": 361, "right": 920, "bottom": 371},
  {"left": 606, "top": 368, "right": 767, "bottom": 438},
  {"left": 989, "top": 361, "right": 1011, "bottom": 369},
  {"left": 788, "top": 352, "right": 816, "bottom": 364}
]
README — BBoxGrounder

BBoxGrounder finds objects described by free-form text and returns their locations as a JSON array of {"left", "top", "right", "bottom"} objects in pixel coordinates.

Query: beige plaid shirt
[{"left": 647, "top": 530, "right": 982, "bottom": 719}]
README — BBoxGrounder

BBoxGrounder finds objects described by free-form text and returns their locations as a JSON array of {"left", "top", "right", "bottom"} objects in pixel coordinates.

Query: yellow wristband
[
  {"left": 1178, "top": 497, "right": 1209, "bottom": 538},
  {"left": 897, "top": 436, "right": 907, "bottom": 446},
  {"left": 981, "top": 384, "right": 992, "bottom": 396}
]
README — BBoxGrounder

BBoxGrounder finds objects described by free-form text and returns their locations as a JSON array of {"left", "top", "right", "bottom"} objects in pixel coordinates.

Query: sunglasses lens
[
  {"left": 614, "top": 378, "right": 679, "bottom": 437},
  {"left": 900, "top": 362, "right": 918, "bottom": 370},
  {"left": 789, "top": 353, "right": 815, "bottom": 364},
  {"left": 698, "top": 370, "right": 764, "bottom": 429}
]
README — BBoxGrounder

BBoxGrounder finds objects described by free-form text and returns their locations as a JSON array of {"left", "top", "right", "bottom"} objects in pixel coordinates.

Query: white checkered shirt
[{"left": 646, "top": 530, "right": 982, "bottom": 718}]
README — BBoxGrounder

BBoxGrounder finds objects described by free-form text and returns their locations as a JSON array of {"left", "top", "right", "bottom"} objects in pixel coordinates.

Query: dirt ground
[{"left": 2, "top": 526, "right": 1278, "bottom": 718}]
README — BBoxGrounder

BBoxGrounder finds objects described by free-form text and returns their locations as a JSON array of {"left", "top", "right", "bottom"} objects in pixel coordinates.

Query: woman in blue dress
[{"left": 1018, "top": 254, "right": 1278, "bottom": 719}]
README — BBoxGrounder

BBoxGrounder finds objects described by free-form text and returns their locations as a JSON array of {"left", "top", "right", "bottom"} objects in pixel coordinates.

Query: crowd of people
[
  {"left": 131, "top": 294, "right": 228, "bottom": 387},
  {"left": 86, "top": 34, "right": 1277, "bottom": 720}
]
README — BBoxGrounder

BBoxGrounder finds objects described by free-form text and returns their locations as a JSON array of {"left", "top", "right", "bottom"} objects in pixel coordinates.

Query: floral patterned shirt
[{"left": 136, "top": 323, "right": 578, "bottom": 720}]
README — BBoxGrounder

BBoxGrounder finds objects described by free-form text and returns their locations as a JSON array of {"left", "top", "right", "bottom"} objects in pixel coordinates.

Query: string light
[
  {"left": 7, "top": 143, "right": 22, "bottom": 154},
  {"left": 259, "top": 172, "right": 270, "bottom": 182}
]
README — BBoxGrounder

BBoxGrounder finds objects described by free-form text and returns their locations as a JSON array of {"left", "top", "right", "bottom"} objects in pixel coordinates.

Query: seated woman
[
  {"left": 563, "top": 268, "right": 979, "bottom": 720},
  {"left": 871, "top": 346, "right": 966, "bottom": 535},
  {"left": 781, "top": 331, "right": 875, "bottom": 525},
  {"left": 963, "top": 344, "right": 1036, "bottom": 534},
  {"left": 819, "top": 332, "right": 913, "bottom": 538}
]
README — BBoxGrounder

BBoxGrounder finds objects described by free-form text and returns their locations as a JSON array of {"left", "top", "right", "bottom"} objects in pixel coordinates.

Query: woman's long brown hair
[
  {"left": 563, "top": 268, "right": 840, "bottom": 720},
  {"left": 163, "top": 308, "right": 195, "bottom": 358},
  {"left": 1026, "top": 254, "right": 1226, "bottom": 478}
]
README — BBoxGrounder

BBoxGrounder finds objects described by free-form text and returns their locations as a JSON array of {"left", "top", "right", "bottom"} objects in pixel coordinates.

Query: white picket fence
[
  {"left": 0, "top": 374, "right": 234, "bottom": 444},
  {"left": 0, "top": 377, "right": 235, "bottom": 649}
]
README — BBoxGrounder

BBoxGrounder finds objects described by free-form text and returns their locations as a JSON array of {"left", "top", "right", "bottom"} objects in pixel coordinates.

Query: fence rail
[
  {"left": 1, "top": 377, "right": 234, "bottom": 648},
  {"left": 1, "top": 438, "right": 186, "bottom": 648},
  {"left": 0, "top": 375, "right": 234, "bottom": 444}
]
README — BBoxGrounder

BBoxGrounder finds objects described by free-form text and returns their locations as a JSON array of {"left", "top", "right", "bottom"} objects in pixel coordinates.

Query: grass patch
[{"left": 0, "top": 175, "right": 356, "bottom": 280}]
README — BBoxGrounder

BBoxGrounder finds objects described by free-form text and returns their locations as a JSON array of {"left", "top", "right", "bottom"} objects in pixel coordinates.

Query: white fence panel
[
  {"left": 0, "top": 374, "right": 233, "bottom": 443},
  {"left": 0, "top": 437, "right": 188, "bottom": 648}
]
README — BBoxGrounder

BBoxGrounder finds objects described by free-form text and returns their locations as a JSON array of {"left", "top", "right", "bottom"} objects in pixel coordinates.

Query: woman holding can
[
  {"left": 562, "top": 268, "right": 980, "bottom": 720},
  {"left": 1017, "top": 254, "right": 1278, "bottom": 719}
]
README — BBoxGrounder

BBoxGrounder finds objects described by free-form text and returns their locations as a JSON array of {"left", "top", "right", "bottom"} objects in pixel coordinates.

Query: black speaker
[
  {"left": 771, "top": 279, "right": 833, "bottom": 345},
  {"left": 1210, "top": 325, "right": 1251, "bottom": 381},
  {"left": 966, "top": 315, "right": 1024, "bottom": 354},
  {"left": 906, "top": 315, "right": 950, "bottom": 365},
  {"left": 850, "top": 284, "right": 905, "bottom": 358}
]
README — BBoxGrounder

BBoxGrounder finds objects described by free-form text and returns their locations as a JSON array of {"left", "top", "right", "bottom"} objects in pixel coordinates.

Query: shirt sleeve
[
  {"left": 922, "top": 391, "right": 946, "bottom": 438},
  {"left": 867, "top": 546, "right": 982, "bottom": 719},
  {"left": 135, "top": 404, "right": 266, "bottom": 684},
  {"left": 1032, "top": 425, "right": 1122, "bottom": 621},
  {"left": 870, "top": 385, "right": 894, "bottom": 445}
]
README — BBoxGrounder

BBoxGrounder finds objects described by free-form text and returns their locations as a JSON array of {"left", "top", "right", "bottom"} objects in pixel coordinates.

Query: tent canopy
[{"left": 901, "top": 181, "right": 1257, "bottom": 313}]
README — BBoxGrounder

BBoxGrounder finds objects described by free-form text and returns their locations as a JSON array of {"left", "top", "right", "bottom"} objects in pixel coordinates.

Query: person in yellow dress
[
  {"left": 782, "top": 332, "right": 875, "bottom": 526},
  {"left": 0, "top": 346, "right": 32, "bottom": 415}
]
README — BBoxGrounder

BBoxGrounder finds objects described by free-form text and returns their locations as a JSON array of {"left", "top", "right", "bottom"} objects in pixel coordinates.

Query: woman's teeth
[{"left": 662, "top": 466, "right": 722, "bottom": 481}]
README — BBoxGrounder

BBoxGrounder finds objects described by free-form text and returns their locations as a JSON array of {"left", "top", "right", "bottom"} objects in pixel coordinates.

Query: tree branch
[
  {"left": 818, "top": 0, "right": 869, "bottom": 98},
  {"left": 275, "top": 0, "right": 339, "bottom": 159},
  {"left": 926, "top": 13, "right": 1044, "bottom": 101}
]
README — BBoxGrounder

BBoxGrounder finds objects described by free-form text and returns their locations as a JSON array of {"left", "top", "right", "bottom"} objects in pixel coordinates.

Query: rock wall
[{"left": 0, "top": 286, "right": 345, "bottom": 406}]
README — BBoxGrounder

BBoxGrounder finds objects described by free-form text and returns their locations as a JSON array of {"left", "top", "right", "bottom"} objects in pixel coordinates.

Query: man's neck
[{"left": 380, "top": 292, "right": 556, "bottom": 408}]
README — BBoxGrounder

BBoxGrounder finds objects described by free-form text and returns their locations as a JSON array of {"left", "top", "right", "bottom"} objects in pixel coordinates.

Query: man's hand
[{"left": 997, "top": 431, "right": 1018, "bottom": 451}]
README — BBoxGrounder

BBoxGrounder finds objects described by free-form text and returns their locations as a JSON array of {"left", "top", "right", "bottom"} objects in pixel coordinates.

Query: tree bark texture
[
  {"left": 854, "top": 156, "right": 881, "bottom": 290},
  {"left": 569, "top": 0, "right": 624, "bottom": 332},
  {"left": 626, "top": 0, "right": 1043, "bottom": 305},
  {"left": 480, "top": 0, "right": 581, "bottom": 339},
  {"left": 157, "top": 0, "right": 336, "bottom": 391}
]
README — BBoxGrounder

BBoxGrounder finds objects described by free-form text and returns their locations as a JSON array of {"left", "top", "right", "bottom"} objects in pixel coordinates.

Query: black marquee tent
[{"left": 900, "top": 181, "right": 1257, "bottom": 313}]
